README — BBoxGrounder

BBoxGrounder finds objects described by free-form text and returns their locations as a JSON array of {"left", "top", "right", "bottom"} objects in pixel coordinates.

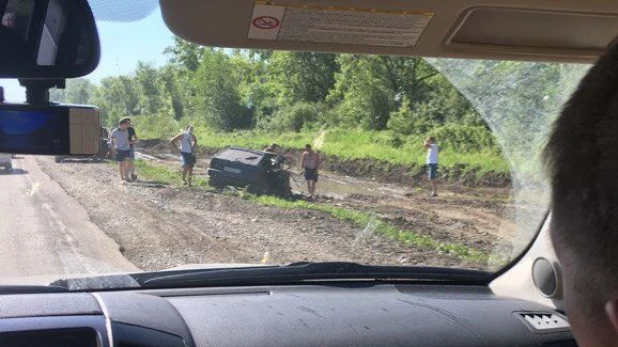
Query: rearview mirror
[
  {"left": 0, "top": 103, "right": 100, "bottom": 155},
  {"left": 0, "top": 0, "right": 100, "bottom": 78}
]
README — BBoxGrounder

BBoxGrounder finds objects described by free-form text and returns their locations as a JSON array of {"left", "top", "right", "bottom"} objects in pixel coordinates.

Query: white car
[{"left": 0, "top": 153, "right": 12, "bottom": 172}]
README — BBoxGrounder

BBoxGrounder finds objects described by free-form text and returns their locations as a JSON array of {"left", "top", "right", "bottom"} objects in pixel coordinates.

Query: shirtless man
[{"left": 300, "top": 144, "right": 320, "bottom": 200}]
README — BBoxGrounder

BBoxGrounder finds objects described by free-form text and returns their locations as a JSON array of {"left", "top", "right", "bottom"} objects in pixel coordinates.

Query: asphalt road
[{"left": 0, "top": 155, "right": 138, "bottom": 285}]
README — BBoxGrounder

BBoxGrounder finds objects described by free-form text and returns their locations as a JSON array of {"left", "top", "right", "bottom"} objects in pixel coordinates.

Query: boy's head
[{"left": 543, "top": 41, "right": 618, "bottom": 347}]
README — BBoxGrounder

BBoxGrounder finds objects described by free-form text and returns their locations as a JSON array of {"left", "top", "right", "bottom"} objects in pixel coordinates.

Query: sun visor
[
  {"left": 160, "top": 0, "right": 618, "bottom": 63},
  {"left": 447, "top": 7, "right": 618, "bottom": 60}
]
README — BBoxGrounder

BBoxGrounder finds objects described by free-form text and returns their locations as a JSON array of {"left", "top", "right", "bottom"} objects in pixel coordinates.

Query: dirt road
[
  {"left": 36, "top": 155, "right": 484, "bottom": 272},
  {"left": 0, "top": 156, "right": 137, "bottom": 284}
]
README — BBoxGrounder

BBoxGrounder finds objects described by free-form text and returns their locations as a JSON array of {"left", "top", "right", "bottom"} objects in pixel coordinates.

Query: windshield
[{"left": 0, "top": 5, "right": 591, "bottom": 287}]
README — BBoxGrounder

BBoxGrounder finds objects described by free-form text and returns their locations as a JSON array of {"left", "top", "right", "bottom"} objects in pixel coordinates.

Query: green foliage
[
  {"left": 53, "top": 37, "right": 588, "bottom": 183},
  {"left": 193, "top": 49, "right": 253, "bottom": 131},
  {"left": 134, "top": 159, "right": 209, "bottom": 188},
  {"left": 260, "top": 102, "right": 325, "bottom": 132},
  {"left": 428, "top": 124, "right": 500, "bottom": 154},
  {"left": 130, "top": 113, "right": 181, "bottom": 140},
  {"left": 267, "top": 51, "right": 339, "bottom": 103}
]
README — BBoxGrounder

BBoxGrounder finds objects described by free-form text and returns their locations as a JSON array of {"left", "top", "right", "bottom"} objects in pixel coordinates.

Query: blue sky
[{"left": 1, "top": 6, "right": 174, "bottom": 102}]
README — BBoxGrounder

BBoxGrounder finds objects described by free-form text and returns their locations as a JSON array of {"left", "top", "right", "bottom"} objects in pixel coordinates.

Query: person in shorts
[
  {"left": 122, "top": 118, "right": 138, "bottom": 182},
  {"left": 300, "top": 144, "right": 320, "bottom": 200},
  {"left": 109, "top": 119, "right": 131, "bottom": 183},
  {"left": 424, "top": 136, "right": 439, "bottom": 197},
  {"left": 170, "top": 125, "right": 198, "bottom": 186}
]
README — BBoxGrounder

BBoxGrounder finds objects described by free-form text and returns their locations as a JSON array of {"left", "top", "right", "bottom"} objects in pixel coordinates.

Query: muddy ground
[
  {"left": 36, "top": 141, "right": 517, "bottom": 273},
  {"left": 136, "top": 141, "right": 517, "bottom": 258}
]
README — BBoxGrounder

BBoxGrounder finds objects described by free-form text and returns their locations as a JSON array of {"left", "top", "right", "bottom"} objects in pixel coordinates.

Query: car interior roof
[{"left": 160, "top": 0, "right": 618, "bottom": 63}]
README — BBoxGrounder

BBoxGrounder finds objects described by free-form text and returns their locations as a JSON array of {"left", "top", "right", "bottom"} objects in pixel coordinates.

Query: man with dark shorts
[
  {"left": 122, "top": 118, "right": 138, "bottom": 181},
  {"left": 109, "top": 119, "right": 131, "bottom": 183},
  {"left": 424, "top": 136, "right": 439, "bottom": 197},
  {"left": 300, "top": 144, "right": 320, "bottom": 200},
  {"left": 170, "top": 125, "right": 198, "bottom": 186}
]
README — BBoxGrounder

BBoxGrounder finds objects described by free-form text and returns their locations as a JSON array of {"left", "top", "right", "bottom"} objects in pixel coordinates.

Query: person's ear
[{"left": 606, "top": 299, "right": 618, "bottom": 334}]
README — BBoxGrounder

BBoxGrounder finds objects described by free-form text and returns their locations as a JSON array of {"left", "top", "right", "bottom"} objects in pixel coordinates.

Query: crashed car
[{"left": 208, "top": 147, "right": 293, "bottom": 197}]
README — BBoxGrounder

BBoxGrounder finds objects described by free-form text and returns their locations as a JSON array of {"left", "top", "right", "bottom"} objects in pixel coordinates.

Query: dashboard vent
[{"left": 516, "top": 312, "right": 570, "bottom": 333}]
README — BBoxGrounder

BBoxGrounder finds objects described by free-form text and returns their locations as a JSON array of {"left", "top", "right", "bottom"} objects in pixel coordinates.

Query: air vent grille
[{"left": 516, "top": 312, "right": 570, "bottom": 333}]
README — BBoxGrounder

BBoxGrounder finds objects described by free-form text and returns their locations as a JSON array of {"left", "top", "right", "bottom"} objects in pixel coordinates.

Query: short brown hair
[{"left": 543, "top": 43, "right": 618, "bottom": 295}]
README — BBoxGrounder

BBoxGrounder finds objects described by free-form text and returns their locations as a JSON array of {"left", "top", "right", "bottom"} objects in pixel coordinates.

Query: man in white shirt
[
  {"left": 170, "top": 125, "right": 198, "bottom": 186},
  {"left": 424, "top": 137, "right": 439, "bottom": 197}
]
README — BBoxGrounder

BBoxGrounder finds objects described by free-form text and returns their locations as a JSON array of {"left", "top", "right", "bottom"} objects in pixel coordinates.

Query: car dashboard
[{"left": 0, "top": 283, "right": 576, "bottom": 346}]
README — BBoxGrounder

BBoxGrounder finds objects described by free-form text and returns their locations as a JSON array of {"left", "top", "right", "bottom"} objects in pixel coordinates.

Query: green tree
[
  {"left": 50, "top": 78, "right": 95, "bottom": 104},
  {"left": 193, "top": 49, "right": 252, "bottom": 131},
  {"left": 267, "top": 51, "right": 339, "bottom": 104},
  {"left": 159, "top": 65, "right": 185, "bottom": 120},
  {"left": 135, "top": 62, "right": 164, "bottom": 115},
  {"left": 329, "top": 55, "right": 445, "bottom": 130},
  {"left": 163, "top": 37, "right": 205, "bottom": 72}
]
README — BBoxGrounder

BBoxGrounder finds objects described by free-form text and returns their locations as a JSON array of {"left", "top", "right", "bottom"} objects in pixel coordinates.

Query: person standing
[
  {"left": 170, "top": 125, "right": 198, "bottom": 186},
  {"left": 300, "top": 144, "right": 320, "bottom": 200},
  {"left": 122, "top": 118, "right": 138, "bottom": 181},
  {"left": 109, "top": 119, "right": 131, "bottom": 183},
  {"left": 424, "top": 136, "right": 439, "bottom": 197}
]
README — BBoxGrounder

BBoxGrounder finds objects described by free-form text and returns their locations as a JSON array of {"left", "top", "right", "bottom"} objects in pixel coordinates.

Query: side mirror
[{"left": 0, "top": 0, "right": 100, "bottom": 79}]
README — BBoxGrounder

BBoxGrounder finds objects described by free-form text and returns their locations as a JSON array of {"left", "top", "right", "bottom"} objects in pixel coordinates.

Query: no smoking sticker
[
  {"left": 252, "top": 16, "right": 280, "bottom": 30},
  {"left": 248, "top": 5, "right": 285, "bottom": 40},
  {"left": 248, "top": 1, "right": 433, "bottom": 47}
]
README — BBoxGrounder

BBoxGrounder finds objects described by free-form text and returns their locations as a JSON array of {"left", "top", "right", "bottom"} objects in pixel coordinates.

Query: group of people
[
  {"left": 108, "top": 117, "right": 435, "bottom": 200},
  {"left": 109, "top": 118, "right": 138, "bottom": 183},
  {"left": 109, "top": 119, "right": 198, "bottom": 186}
]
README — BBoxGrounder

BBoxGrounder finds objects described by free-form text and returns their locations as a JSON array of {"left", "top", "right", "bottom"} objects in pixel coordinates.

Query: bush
[
  {"left": 130, "top": 113, "right": 182, "bottom": 139},
  {"left": 427, "top": 124, "right": 500, "bottom": 154},
  {"left": 263, "top": 102, "right": 325, "bottom": 132}
]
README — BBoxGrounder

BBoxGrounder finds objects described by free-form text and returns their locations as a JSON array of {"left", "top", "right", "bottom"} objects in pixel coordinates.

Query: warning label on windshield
[{"left": 248, "top": 2, "right": 433, "bottom": 47}]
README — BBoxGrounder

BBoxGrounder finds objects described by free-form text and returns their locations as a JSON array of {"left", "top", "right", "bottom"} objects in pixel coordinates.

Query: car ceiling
[{"left": 159, "top": 0, "right": 618, "bottom": 63}]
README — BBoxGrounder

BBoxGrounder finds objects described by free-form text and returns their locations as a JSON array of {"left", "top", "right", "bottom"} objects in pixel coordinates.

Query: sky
[{"left": 0, "top": 6, "right": 174, "bottom": 102}]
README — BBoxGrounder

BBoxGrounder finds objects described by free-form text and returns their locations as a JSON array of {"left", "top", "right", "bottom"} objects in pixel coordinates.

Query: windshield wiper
[{"left": 141, "top": 262, "right": 491, "bottom": 288}]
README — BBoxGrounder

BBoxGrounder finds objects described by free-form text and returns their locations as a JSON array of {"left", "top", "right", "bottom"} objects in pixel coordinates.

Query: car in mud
[
  {"left": 208, "top": 147, "right": 293, "bottom": 197},
  {"left": 0, "top": 153, "right": 12, "bottom": 171}
]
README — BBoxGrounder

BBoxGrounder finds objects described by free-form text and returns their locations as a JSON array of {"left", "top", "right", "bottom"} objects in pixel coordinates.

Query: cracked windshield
[{"left": 0, "top": 5, "right": 591, "bottom": 285}]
